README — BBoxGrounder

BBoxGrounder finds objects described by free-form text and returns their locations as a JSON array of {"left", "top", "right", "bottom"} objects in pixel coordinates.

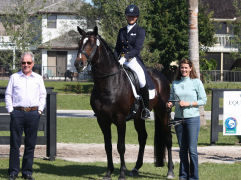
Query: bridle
[
  {"left": 76, "top": 35, "right": 122, "bottom": 78},
  {"left": 77, "top": 35, "right": 100, "bottom": 66}
]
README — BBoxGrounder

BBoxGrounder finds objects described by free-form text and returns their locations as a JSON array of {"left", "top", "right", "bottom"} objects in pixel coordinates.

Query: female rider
[{"left": 114, "top": 5, "right": 155, "bottom": 120}]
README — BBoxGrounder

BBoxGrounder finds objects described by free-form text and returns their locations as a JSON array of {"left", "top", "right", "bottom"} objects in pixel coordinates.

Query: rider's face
[{"left": 126, "top": 16, "right": 139, "bottom": 24}]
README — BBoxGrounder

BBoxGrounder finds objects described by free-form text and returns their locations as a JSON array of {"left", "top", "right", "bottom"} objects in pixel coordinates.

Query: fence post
[
  {"left": 46, "top": 91, "right": 57, "bottom": 161},
  {"left": 0, "top": 87, "right": 57, "bottom": 161},
  {"left": 210, "top": 88, "right": 241, "bottom": 145}
]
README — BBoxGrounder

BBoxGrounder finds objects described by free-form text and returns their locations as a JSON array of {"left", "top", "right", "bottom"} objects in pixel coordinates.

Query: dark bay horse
[{"left": 74, "top": 26, "right": 174, "bottom": 180}]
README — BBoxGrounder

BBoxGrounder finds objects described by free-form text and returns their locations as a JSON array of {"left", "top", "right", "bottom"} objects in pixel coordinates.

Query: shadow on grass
[
  {"left": 0, "top": 163, "right": 170, "bottom": 180},
  {"left": 32, "top": 161, "right": 165, "bottom": 179}
]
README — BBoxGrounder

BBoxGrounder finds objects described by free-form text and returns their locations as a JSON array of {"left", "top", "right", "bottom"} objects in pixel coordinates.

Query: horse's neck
[{"left": 93, "top": 47, "right": 119, "bottom": 77}]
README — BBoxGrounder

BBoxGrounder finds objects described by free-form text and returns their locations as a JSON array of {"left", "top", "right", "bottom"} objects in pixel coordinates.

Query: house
[
  {"left": 0, "top": 0, "right": 96, "bottom": 79},
  {"left": 200, "top": 0, "right": 241, "bottom": 72}
]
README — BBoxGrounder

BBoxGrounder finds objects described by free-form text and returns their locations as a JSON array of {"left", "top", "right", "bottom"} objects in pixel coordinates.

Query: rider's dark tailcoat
[{"left": 114, "top": 24, "right": 155, "bottom": 90}]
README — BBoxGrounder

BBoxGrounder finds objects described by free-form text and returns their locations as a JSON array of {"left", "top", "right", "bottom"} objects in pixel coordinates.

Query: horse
[{"left": 74, "top": 26, "right": 174, "bottom": 180}]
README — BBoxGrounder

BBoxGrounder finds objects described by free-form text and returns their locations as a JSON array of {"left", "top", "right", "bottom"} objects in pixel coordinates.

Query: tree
[
  {"left": 188, "top": 0, "right": 206, "bottom": 125},
  {"left": 0, "top": 0, "right": 51, "bottom": 68},
  {"left": 70, "top": 0, "right": 216, "bottom": 69},
  {"left": 150, "top": 0, "right": 216, "bottom": 68},
  {"left": 75, "top": 0, "right": 161, "bottom": 67},
  {"left": 229, "top": 0, "right": 241, "bottom": 60}
]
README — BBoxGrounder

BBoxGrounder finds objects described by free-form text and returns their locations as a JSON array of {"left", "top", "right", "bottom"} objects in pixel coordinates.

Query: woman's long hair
[{"left": 174, "top": 59, "right": 198, "bottom": 80}]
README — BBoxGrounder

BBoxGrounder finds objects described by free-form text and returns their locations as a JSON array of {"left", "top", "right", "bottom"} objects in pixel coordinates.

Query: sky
[{"left": 84, "top": 0, "right": 93, "bottom": 5}]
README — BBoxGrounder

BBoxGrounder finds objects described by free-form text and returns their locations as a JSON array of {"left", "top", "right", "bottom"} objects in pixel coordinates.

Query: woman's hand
[
  {"left": 166, "top": 102, "right": 173, "bottom": 109},
  {"left": 179, "top": 101, "right": 189, "bottom": 107}
]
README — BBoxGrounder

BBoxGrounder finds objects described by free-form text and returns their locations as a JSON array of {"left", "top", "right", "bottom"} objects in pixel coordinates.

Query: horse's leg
[
  {"left": 166, "top": 127, "right": 175, "bottom": 179},
  {"left": 116, "top": 119, "right": 127, "bottom": 180},
  {"left": 155, "top": 105, "right": 175, "bottom": 179},
  {"left": 97, "top": 118, "right": 114, "bottom": 180},
  {"left": 129, "top": 118, "right": 147, "bottom": 176}
]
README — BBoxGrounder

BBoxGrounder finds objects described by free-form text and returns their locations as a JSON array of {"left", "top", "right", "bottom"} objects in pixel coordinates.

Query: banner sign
[{"left": 223, "top": 91, "right": 241, "bottom": 135}]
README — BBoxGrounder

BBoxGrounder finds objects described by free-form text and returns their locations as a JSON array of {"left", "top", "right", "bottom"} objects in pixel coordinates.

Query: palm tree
[{"left": 188, "top": 0, "right": 206, "bottom": 125}]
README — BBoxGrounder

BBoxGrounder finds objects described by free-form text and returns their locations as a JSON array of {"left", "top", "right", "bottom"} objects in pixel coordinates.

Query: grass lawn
[
  {"left": 0, "top": 158, "right": 241, "bottom": 180},
  {"left": 1, "top": 81, "right": 241, "bottom": 179},
  {"left": 0, "top": 117, "right": 241, "bottom": 179},
  {"left": 55, "top": 118, "right": 241, "bottom": 146},
  {"left": 0, "top": 80, "right": 238, "bottom": 111}
]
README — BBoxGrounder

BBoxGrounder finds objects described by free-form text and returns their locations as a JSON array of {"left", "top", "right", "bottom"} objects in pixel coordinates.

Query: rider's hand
[{"left": 118, "top": 57, "right": 126, "bottom": 66}]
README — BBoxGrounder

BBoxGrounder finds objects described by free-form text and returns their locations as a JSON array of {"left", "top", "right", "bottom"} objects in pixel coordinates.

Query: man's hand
[{"left": 118, "top": 57, "right": 126, "bottom": 66}]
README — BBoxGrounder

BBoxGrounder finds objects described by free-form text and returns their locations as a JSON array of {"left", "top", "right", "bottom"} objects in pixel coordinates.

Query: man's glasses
[{"left": 21, "top": 61, "right": 32, "bottom": 65}]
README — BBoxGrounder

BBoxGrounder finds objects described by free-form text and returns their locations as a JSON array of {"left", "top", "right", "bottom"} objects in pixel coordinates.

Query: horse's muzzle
[{"left": 74, "top": 60, "right": 85, "bottom": 72}]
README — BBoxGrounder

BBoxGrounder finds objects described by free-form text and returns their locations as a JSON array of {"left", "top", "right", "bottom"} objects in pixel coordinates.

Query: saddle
[
  {"left": 123, "top": 65, "right": 140, "bottom": 95},
  {"left": 123, "top": 65, "right": 141, "bottom": 121}
]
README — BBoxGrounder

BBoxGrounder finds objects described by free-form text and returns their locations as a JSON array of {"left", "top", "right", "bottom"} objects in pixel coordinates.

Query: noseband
[{"left": 77, "top": 35, "right": 100, "bottom": 65}]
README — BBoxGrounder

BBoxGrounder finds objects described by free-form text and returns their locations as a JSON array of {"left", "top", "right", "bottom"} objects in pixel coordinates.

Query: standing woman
[
  {"left": 114, "top": 5, "right": 155, "bottom": 119},
  {"left": 166, "top": 59, "right": 207, "bottom": 180}
]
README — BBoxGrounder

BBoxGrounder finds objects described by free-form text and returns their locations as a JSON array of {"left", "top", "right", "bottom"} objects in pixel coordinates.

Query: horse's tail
[{"left": 154, "top": 110, "right": 166, "bottom": 167}]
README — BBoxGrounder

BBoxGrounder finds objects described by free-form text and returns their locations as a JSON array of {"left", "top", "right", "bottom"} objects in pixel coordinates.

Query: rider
[{"left": 114, "top": 5, "right": 155, "bottom": 120}]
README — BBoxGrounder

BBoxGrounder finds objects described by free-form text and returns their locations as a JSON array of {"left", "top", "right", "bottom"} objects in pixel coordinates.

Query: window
[
  {"left": 215, "top": 22, "right": 227, "bottom": 34},
  {"left": 47, "top": 15, "right": 57, "bottom": 28}
]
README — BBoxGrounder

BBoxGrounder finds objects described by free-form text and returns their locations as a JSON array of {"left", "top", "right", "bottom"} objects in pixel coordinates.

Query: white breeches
[{"left": 124, "top": 57, "right": 146, "bottom": 88}]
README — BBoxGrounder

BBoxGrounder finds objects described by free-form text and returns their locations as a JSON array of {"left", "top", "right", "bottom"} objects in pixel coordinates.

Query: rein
[
  {"left": 167, "top": 93, "right": 185, "bottom": 134},
  {"left": 77, "top": 35, "right": 122, "bottom": 78}
]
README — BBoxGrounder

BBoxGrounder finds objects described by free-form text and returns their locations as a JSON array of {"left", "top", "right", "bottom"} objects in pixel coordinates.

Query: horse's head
[{"left": 74, "top": 26, "right": 100, "bottom": 73}]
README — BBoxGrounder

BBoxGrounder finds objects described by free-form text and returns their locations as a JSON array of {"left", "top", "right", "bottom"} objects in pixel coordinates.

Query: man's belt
[{"left": 14, "top": 107, "right": 38, "bottom": 112}]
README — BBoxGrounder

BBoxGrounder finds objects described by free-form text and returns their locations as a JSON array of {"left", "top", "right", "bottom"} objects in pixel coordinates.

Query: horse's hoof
[
  {"left": 102, "top": 174, "right": 112, "bottom": 180},
  {"left": 167, "top": 172, "right": 175, "bottom": 179},
  {"left": 129, "top": 169, "right": 139, "bottom": 176},
  {"left": 102, "top": 176, "right": 111, "bottom": 180}
]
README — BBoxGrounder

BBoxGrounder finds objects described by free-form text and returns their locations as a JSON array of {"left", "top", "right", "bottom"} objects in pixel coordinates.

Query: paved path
[{"left": 57, "top": 110, "right": 223, "bottom": 120}]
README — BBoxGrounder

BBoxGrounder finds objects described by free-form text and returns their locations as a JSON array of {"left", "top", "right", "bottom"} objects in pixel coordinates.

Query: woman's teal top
[{"left": 170, "top": 77, "right": 207, "bottom": 118}]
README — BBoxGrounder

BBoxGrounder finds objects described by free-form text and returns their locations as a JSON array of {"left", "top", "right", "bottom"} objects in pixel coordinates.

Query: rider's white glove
[{"left": 118, "top": 57, "right": 126, "bottom": 66}]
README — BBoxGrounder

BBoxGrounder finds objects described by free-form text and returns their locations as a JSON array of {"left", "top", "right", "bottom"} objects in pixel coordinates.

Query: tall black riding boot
[{"left": 140, "top": 84, "right": 150, "bottom": 120}]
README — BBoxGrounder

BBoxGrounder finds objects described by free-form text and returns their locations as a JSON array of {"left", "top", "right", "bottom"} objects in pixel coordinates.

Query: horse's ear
[
  {"left": 94, "top": 26, "right": 98, "bottom": 36},
  {"left": 77, "top": 26, "right": 86, "bottom": 36}
]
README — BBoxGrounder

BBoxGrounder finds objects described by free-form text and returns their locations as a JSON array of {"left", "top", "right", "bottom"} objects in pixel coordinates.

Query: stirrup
[{"left": 141, "top": 108, "right": 150, "bottom": 120}]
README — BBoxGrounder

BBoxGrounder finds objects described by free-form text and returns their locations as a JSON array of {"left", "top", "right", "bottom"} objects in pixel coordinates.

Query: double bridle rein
[{"left": 77, "top": 35, "right": 122, "bottom": 78}]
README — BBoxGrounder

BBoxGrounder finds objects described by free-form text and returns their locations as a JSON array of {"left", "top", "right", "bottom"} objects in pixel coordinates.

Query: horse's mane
[{"left": 86, "top": 31, "right": 117, "bottom": 62}]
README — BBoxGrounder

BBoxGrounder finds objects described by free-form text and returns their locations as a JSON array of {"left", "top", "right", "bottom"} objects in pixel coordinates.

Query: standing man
[{"left": 5, "top": 52, "right": 46, "bottom": 180}]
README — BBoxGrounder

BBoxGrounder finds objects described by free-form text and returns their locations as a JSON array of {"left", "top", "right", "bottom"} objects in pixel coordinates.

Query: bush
[
  {"left": 64, "top": 85, "right": 74, "bottom": 94},
  {"left": 74, "top": 83, "right": 84, "bottom": 94},
  {"left": 88, "top": 86, "right": 93, "bottom": 94},
  {"left": 205, "top": 84, "right": 218, "bottom": 94}
]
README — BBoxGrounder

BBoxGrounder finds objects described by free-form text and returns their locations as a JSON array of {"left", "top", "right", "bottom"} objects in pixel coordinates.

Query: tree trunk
[{"left": 188, "top": 0, "right": 206, "bottom": 126}]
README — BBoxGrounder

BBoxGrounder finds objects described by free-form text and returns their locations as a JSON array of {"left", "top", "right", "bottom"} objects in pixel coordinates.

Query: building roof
[
  {"left": 0, "top": 0, "right": 84, "bottom": 14},
  {"left": 38, "top": 0, "right": 84, "bottom": 14},
  {"left": 200, "top": 0, "right": 237, "bottom": 19},
  {"left": 39, "top": 30, "right": 80, "bottom": 49}
]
